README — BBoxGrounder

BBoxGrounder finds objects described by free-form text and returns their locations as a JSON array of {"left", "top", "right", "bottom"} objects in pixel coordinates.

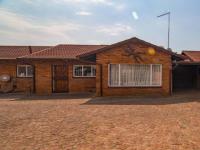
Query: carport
[{"left": 173, "top": 61, "right": 200, "bottom": 91}]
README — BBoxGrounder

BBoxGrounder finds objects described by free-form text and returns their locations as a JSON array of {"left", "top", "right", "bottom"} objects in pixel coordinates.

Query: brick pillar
[
  {"left": 96, "top": 64, "right": 102, "bottom": 96},
  {"left": 35, "top": 62, "right": 52, "bottom": 95}
]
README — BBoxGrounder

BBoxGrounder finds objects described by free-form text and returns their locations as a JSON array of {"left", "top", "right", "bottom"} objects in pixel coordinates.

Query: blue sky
[{"left": 0, "top": 0, "right": 200, "bottom": 52}]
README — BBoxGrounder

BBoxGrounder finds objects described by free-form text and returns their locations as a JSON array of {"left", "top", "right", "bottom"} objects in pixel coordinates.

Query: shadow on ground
[
  {"left": 84, "top": 91, "right": 200, "bottom": 105},
  {"left": 1, "top": 90, "right": 200, "bottom": 105},
  {"left": 0, "top": 93, "right": 94, "bottom": 101}
]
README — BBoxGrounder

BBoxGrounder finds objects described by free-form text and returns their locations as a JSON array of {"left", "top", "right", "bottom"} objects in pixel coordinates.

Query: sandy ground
[{"left": 0, "top": 92, "right": 199, "bottom": 150}]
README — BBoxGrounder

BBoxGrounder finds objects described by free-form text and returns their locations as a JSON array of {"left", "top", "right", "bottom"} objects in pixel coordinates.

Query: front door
[{"left": 52, "top": 65, "right": 68, "bottom": 93}]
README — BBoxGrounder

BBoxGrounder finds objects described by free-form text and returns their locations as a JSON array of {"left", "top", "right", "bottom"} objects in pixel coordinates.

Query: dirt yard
[{"left": 0, "top": 92, "right": 199, "bottom": 150}]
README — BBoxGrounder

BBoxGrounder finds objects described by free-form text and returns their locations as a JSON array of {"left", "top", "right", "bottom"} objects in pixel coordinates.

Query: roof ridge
[
  {"left": 18, "top": 46, "right": 55, "bottom": 58},
  {"left": 57, "top": 44, "right": 108, "bottom": 46},
  {"left": 183, "top": 50, "right": 200, "bottom": 52},
  {"left": 18, "top": 44, "right": 107, "bottom": 59},
  {"left": 78, "top": 37, "right": 184, "bottom": 59},
  {"left": 0, "top": 45, "right": 51, "bottom": 47}
]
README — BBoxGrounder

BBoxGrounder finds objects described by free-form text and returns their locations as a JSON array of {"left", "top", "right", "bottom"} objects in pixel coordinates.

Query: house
[
  {"left": 0, "top": 44, "right": 106, "bottom": 94},
  {"left": 0, "top": 46, "right": 51, "bottom": 93},
  {"left": 0, "top": 37, "right": 189, "bottom": 96},
  {"left": 79, "top": 38, "right": 183, "bottom": 96}
]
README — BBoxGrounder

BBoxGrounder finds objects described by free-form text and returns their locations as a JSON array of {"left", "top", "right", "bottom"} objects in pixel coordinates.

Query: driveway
[{"left": 0, "top": 91, "right": 199, "bottom": 150}]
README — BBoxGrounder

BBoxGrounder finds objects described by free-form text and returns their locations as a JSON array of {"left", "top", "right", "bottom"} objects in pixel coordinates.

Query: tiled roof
[
  {"left": 182, "top": 51, "right": 200, "bottom": 62},
  {"left": 0, "top": 46, "right": 51, "bottom": 59},
  {"left": 78, "top": 37, "right": 184, "bottom": 59},
  {"left": 22, "top": 44, "right": 107, "bottom": 59}
]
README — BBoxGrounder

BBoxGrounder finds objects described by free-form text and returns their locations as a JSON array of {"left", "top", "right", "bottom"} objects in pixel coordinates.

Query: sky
[{"left": 0, "top": 0, "right": 200, "bottom": 52}]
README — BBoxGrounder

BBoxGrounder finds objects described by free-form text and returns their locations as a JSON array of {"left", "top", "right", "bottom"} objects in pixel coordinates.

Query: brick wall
[
  {"left": 0, "top": 49, "right": 172, "bottom": 96},
  {"left": 33, "top": 60, "right": 96, "bottom": 95},
  {"left": 68, "top": 64, "right": 96, "bottom": 93},
  {"left": 0, "top": 60, "right": 34, "bottom": 93},
  {"left": 0, "top": 60, "right": 16, "bottom": 76},
  {"left": 34, "top": 61, "right": 52, "bottom": 95},
  {"left": 96, "top": 42, "right": 172, "bottom": 96}
]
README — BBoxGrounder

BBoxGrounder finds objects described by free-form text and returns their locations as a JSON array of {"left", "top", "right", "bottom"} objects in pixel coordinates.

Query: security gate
[{"left": 52, "top": 65, "right": 68, "bottom": 93}]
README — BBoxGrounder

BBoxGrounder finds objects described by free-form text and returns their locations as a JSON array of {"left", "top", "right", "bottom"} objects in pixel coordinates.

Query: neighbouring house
[
  {"left": 0, "top": 44, "right": 106, "bottom": 94},
  {"left": 0, "top": 46, "right": 51, "bottom": 93},
  {"left": 17, "top": 44, "right": 106, "bottom": 95},
  {"left": 1, "top": 37, "right": 197, "bottom": 96}
]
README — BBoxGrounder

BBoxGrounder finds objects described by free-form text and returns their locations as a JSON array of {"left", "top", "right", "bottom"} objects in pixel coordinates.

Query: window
[
  {"left": 73, "top": 65, "right": 96, "bottom": 77},
  {"left": 109, "top": 64, "right": 162, "bottom": 87},
  {"left": 17, "top": 65, "right": 33, "bottom": 77}
]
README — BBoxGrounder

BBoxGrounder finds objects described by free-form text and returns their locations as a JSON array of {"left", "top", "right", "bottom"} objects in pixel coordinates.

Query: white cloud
[
  {"left": 132, "top": 11, "right": 139, "bottom": 20},
  {"left": 115, "top": 3, "right": 126, "bottom": 11},
  {"left": 22, "top": 0, "right": 114, "bottom": 6},
  {"left": 0, "top": 8, "right": 133, "bottom": 45},
  {"left": 56, "top": 0, "right": 113, "bottom": 5},
  {"left": 57, "top": 0, "right": 126, "bottom": 10},
  {"left": 76, "top": 11, "right": 92, "bottom": 16},
  {"left": 0, "top": 8, "right": 81, "bottom": 31},
  {"left": 0, "top": 8, "right": 82, "bottom": 44},
  {"left": 97, "top": 23, "right": 133, "bottom": 36},
  {"left": 23, "top": 0, "right": 125, "bottom": 11},
  {"left": 87, "top": 39, "right": 103, "bottom": 45}
]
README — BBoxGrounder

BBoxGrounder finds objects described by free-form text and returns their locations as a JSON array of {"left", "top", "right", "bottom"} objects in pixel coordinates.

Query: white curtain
[{"left": 109, "top": 64, "right": 162, "bottom": 87}]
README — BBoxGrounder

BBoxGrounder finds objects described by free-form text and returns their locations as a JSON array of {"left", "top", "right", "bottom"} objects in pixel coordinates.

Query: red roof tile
[
  {"left": 78, "top": 37, "right": 184, "bottom": 59},
  {"left": 0, "top": 46, "right": 51, "bottom": 59},
  {"left": 22, "top": 44, "right": 107, "bottom": 59},
  {"left": 182, "top": 51, "right": 200, "bottom": 62}
]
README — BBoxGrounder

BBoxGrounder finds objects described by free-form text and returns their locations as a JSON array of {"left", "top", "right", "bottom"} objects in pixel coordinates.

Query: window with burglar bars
[
  {"left": 17, "top": 65, "right": 33, "bottom": 78},
  {"left": 109, "top": 64, "right": 162, "bottom": 87},
  {"left": 73, "top": 65, "right": 96, "bottom": 77}
]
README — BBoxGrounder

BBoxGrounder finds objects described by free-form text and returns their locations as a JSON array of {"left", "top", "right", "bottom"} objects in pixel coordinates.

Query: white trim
[
  {"left": 52, "top": 65, "right": 55, "bottom": 92},
  {"left": 160, "top": 64, "right": 163, "bottom": 87},
  {"left": 108, "top": 64, "right": 111, "bottom": 87},
  {"left": 73, "top": 65, "right": 96, "bottom": 77},
  {"left": 118, "top": 64, "right": 121, "bottom": 86},
  {"left": 150, "top": 64, "right": 153, "bottom": 86},
  {"left": 17, "top": 65, "right": 33, "bottom": 78},
  {"left": 82, "top": 65, "right": 84, "bottom": 76},
  {"left": 108, "top": 64, "right": 162, "bottom": 87}
]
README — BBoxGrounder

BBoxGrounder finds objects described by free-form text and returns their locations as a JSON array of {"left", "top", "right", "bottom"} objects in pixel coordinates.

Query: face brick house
[
  {"left": 0, "top": 46, "right": 51, "bottom": 93},
  {"left": 0, "top": 37, "right": 199, "bottom": 96}
]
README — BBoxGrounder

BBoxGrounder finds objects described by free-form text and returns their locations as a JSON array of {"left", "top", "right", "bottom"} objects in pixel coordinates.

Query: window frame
[
  {"left": 73, "top": 65, "right": 96, "bottom": 78},
  {"left": 108, "top": 64, "right": 162, "bottom": 87},
  {"left": 17, "top": 65, "right": 33, "bottom": 78}
]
